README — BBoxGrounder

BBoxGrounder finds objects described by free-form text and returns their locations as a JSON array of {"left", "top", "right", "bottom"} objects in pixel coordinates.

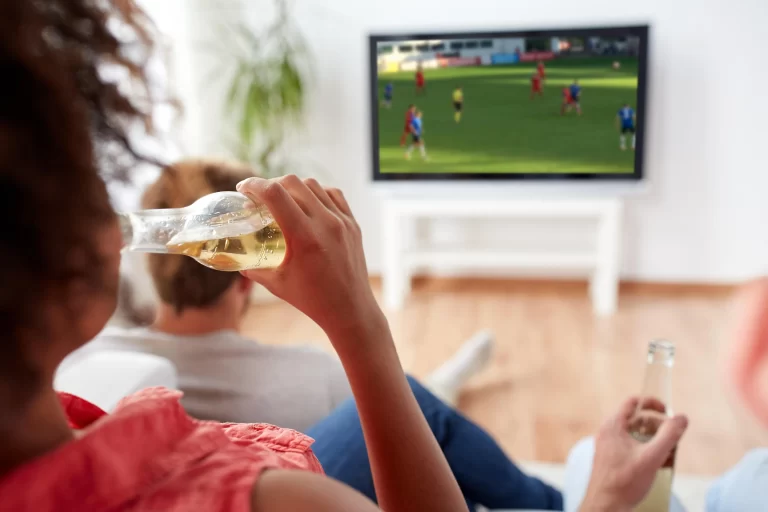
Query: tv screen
[{"left": 369, "top": 25, "right": 649, "bottom": 181}]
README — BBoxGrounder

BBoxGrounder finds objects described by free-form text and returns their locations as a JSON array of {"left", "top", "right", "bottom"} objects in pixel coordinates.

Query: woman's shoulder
[
  {"left": 116, "top": 388, "right": 326, "bottom": 509},
  {"left": 0, "top": 387, "right": 323, "bottom": 512},
  {"left": 218, "top": 421, "right": 324, "bottom": 473},
  {"left": 115, "top": 387, "right": 324, "bottom": 470}
]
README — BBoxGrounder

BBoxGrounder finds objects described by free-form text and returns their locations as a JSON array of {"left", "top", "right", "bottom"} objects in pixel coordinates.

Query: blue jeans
[{"left": 307, "top": 375, "right": 563, "bottom": 511}]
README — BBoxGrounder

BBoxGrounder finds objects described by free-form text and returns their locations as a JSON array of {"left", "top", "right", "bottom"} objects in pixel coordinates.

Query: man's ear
[{"left": 727, "top": 278, "right": 768, "bottom": 428}]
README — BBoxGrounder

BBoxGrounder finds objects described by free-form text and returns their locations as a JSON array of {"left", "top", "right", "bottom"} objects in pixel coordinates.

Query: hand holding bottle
[
  {"left": 579, "top": 397, "right": 688, "bottom": 512},
  {"left": 236, "top": 175, "right": 385, "bottom": 343}
]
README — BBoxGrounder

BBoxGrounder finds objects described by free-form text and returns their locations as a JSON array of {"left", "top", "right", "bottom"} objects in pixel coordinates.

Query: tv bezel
[{"left": 369, "top": 24, "right": 650, "bottom": 182}]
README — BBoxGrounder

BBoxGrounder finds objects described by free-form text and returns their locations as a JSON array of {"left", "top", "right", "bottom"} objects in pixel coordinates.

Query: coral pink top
[{"left": 0, "top": 387, "right": 324, "bottom": 511}]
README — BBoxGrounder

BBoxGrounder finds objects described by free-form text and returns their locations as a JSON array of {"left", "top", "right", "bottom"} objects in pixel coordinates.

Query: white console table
[{"left": 380, "top": 195, "right": 623, "bottom": 316}]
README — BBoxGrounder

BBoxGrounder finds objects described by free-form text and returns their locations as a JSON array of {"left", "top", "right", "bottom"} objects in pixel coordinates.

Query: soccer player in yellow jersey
[{"left": 452, "top": 86, "right": 464, "bottom": 123}]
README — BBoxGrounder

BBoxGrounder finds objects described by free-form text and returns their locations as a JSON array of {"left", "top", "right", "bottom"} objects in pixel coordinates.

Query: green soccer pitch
[{"left": 377, "top": 56, "right": 639, "bottom": 174}]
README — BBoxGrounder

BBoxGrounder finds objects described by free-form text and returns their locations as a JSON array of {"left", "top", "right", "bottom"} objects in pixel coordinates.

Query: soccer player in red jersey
[
  {"left": 561, "top": 86, "right": 573, "bottom": 115},
  {"left": 537, "top": 60, "right": 546, "bottom": 81},
  {"left": 530, "top": 72, "right": 543, "bottom": 99},
  {"left": 400, "top": 104, "right": 417, "bottom": 146},
  {"left": 415, "top": 64, "right": 425, "bottom": 95}
]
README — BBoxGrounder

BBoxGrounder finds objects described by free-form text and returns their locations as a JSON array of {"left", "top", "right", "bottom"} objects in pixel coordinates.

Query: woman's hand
[
  {"left": 237, "top": 175, "right": 384, "bottom": 342},
  {"left": 580, "top": 397, "right": 688, "bottom": 511}
]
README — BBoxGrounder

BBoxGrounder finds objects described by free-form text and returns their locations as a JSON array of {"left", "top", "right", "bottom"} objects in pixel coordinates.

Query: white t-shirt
[{"left": 68, "top": 327, "right": 353, "bottom": 433}]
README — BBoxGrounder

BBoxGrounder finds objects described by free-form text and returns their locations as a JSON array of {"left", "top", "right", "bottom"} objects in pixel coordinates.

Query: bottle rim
[
  {"left": 649, "top": 339, "right": 675, "bottom": 352},
  {"left": 648, "top": 339, "right": 676, "bottom": 364}
]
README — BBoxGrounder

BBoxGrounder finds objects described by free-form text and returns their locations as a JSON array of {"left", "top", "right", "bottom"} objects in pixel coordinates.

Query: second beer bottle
[{"left": 629, "top": 340, "right": 678, "bottom": 512}]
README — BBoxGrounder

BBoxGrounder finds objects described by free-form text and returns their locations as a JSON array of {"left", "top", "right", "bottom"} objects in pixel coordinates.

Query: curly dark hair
[{"left": 0, "top": 0, "right": 156, "bottom": 405}]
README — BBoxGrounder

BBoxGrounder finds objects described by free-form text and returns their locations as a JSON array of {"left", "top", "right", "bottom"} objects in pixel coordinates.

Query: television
[{"left": 369, "top": 25, "right": 649, "bottom": 182}]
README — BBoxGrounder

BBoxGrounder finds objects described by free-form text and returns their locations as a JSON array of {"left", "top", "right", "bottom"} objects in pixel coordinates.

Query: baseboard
[
  {"left": 367, "top": 274, "right": 738, "bottom": 295},
  {"left": 619, "top": 280, "right": 736, "bottom": 295}
]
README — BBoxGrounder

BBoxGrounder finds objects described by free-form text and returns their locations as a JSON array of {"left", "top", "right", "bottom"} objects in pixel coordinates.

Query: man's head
[
  {"left": 727, "top": 278, "right": 768, "bottom": 427},
  {"left": 408, "top": 104, "right": 416, "bottom": 112},
  {"left": 142, "top": 159, "right": 257, "bottom": 319}
]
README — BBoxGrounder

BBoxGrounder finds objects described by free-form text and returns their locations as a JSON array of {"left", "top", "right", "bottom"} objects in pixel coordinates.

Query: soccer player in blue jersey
[
  {"left": 569, "top": 79, "right": 582, "bottom": 115},
  {"left": 405, "top": 110, "right": 428, "bottom": 161},
  {"left": 616, "top": 103, "right": 636, "bottom": 150},
  {"left": 381, "top": 82, "right": 394, "bottom": 109}
]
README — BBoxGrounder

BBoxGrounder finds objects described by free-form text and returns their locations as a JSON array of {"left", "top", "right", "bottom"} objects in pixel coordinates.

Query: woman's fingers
[
  {"left": 327, "top": 188, "right": 353, "bottom": 217},
  {"left": 278, "top": 174, "right": 333, "bottom": 217},
  {"left": 303, "top": 178, "right": 339, "bottom": 213},
  {"left": 237, "top": 177, "right": 308, "bottom": 233}
]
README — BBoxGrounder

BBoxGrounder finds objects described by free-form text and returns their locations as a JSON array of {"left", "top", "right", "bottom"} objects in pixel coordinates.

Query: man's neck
[{"left": 152, "top": 304, "right": 241, "bottom": 337}]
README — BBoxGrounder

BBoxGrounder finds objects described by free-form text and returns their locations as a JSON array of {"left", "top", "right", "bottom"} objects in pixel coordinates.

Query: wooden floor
[{"left": 241, "top": 278, "right": 768, "bottom": 477}]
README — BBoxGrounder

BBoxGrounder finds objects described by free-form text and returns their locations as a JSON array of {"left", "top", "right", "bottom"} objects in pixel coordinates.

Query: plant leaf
[
  {"left": 214, "top": 0, "right": 308, "bottom": 177},
  {"left": 224, "top": 62, "right": 247, "bottom": 114}
]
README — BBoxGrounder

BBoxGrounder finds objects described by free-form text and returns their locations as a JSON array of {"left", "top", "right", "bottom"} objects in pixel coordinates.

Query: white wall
[
  {"left": 173, "top": 0, "right": 767, "bottom": 283},
  {"left": 137, "top": 0, "right": 202, "bottom": 156},
  {"left": 108, "top": 0, "right": 196, "bottom": 212}
]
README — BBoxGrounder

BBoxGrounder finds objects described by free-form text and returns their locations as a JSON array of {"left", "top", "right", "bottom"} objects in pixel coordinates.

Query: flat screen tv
[{"left": 369, "top": 25, "right": 649, "bottom": 182}]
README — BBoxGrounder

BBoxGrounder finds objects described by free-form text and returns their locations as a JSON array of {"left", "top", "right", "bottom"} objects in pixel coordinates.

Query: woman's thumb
[{"left": 240, "top": 268, "right": 280, "bottom": 294}]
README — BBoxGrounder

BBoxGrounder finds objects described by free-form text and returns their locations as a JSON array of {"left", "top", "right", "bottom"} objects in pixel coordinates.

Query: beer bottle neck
[
  {"left": 638, "top": 340, "right": 675, "bottom": 416},
  {"left": 118, "top": 210, "right": 186, "bottom": 254}
]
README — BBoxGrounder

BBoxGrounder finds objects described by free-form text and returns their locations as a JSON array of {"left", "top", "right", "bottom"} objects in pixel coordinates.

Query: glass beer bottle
[
  {"left": 628, "top": 340, "right": 677, "bottom": 512},
  {"left": 119, "top": 191, "right": 286, "bottom": 271}
]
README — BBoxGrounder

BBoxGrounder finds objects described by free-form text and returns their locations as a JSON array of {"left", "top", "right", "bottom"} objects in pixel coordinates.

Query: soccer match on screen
[{"left": 376, "top": 34, "right": 641, "bottom": 175}]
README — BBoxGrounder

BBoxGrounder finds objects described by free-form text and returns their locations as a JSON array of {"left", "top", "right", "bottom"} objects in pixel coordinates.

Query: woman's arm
[
  {"left": 239, "top": 176, "right": 465, "bottom": 512},
  {"left": 328, "top": 312, "right": 464, "bottom": 512},
  {"left": 252, "top": 470, "right": 380, "bottom": 512}
]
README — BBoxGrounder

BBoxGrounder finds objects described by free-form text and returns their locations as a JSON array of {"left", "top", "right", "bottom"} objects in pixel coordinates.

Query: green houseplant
[{"left": 212, "top": 0, "right": 310, "bottom": 178}]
